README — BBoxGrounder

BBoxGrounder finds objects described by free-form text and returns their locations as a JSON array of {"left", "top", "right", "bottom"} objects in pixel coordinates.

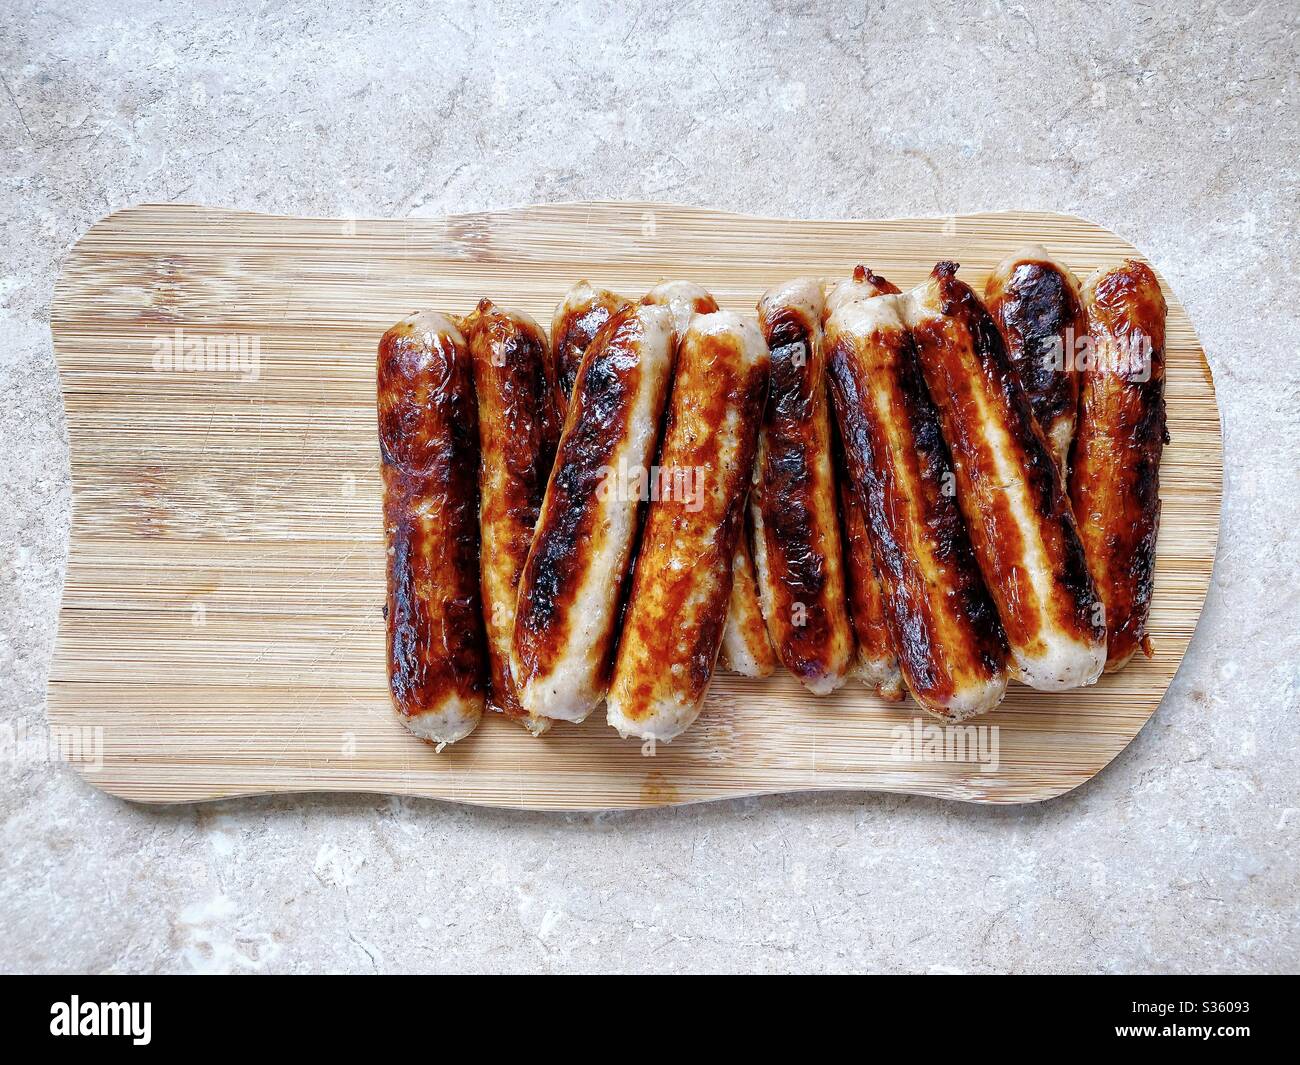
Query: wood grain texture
[{"left": 47, "top": 202, "right": 1222, "bottom": 808}]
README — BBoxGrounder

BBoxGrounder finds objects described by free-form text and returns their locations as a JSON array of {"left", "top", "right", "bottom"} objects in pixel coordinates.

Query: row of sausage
[{"left": 376, "top": 247, "right": 1167, "bottom": 746}]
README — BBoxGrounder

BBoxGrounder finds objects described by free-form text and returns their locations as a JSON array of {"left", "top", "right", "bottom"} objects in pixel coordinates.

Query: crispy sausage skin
[
  {"left": 825, "top": 296, "right": 1008, "bottom": 718},
  {"left": 838, "top": 475, "right": 905, "bottom": 701},
  {"left": 1071, "top": 259, "right": 1168, "bottom": 671},
  {"left": 607, "top": 312, "right": 771, "bottom": 740},
  {"left": 463, "top": 300, "right": 560, "bottom": 735},
  {"left": 902, "top": 263, "right": 1106, "bottom": 691},
  {"left": 377, "top": 311, "right": 487, "bottom": 744},
  {"left": 642, "top": 280, "right": 777, "bottom": 680},
  {"left": 823, "top": 267, "right": 905, "bottom": 700},
  {"left": 551, "top": 281, "right": 632, "bottom": 419},
  {"left": 753, "top": 279, "right": 855, "bottom": 695},
  {"left": 512, "top": 303, "right": 676, "bottom": 722},
  {"left": 824, "top": 265, "right": 898, "bottom": 318},
  {"left": 719, "top": 535, "right": 777, "bottom": 676},
  {"left": 984, "top": 245, "right": 1088, "bottom": 477},
  {"left": 641, "top": 279, "right": 719, "bottom": 337}
]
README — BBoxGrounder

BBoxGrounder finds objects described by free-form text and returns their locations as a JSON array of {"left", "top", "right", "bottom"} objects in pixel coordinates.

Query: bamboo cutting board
[{"left": 48, "top": 202, "right": 1222, "bottom": 808}]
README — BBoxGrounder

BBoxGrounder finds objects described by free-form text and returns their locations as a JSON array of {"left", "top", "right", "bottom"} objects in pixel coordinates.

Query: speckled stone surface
[{"left": 2, "top": 0, "right": 1297, "bottom": 974}]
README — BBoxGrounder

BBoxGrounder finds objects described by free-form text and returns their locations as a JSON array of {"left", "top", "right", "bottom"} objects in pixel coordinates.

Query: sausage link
[
  {"left": 838, "top": 475, "right": 905, "bottom": 701},
  {"left": 464, "top": 299, "right": 560, "bottom": 735},
  {"left": 1070, "top": 259, "right": 1168, "bottom": 671},
  {"left": 377, "top": 311, "right": 487, "bottom": 744},
  {"left": 753, "top": 279, "right": 855, "bottom": 694},
  {"left": 826, "top": 296, "right": 1008, "bottom": 718},
  {"left": 823, "top": 266, "right": 905, "bottom": 700},
  {"left": 719, "top": 533, "right": 777, "bottom": 676},
  {"left": 984, "top": 245, "right": 1088, "bottom": 477},
  {"left": 512, "top": 303, "right": 676, "bottom": 722},
  {"left": 641, "top": 279, "right": 719, "bottom": 337},
  {"left": 824, "top": 265, "right": 898, "bottom": 318},
  {"left": 902, "top": 263, "right": 1106, "bottom": 691},
  {"left": 641, "top": 281, "right": 777, "bottom": 680},
  {"left": 607, "top": 311, "right": 771, "bottom": 740},
  {"left": 551, "top": 281, "right": 631, "bottom": 419}
]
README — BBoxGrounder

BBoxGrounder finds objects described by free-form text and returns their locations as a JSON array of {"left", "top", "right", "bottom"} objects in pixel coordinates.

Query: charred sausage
[
  {"left": 984, "top": 245, "right": 1089, "bottom": 477},
  {"left": 825, "top": 295, "right": 1008, "bottom": 718},
  {"left": 902, "top": 263, "right": 1106, "bottom": 691},
  {"left": 551, "top": 281, "right": 631, "bottom": 419},
  {"left": 753, "top": 278, "right": 855, "bottom": 694},
  {"left": 377, "top": 311, "right": 487, "bottom": 744},
  {"left": 464, "top": 299, "right": 560, "bottom": 734},
  {"left": 512, "top": 303, "right": 676, "bottom": 722},
  {"left": 1070, "top": 259, "right": 1168, "bottom": 671}
]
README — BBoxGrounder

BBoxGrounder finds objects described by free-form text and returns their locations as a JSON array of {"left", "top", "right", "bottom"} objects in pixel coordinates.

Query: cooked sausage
[
  {"left": 984, "top": 245, "right": 1088, "bottom": 477},
  {"left": 902, "top": 263, "right": 1106, "bottom": 691},
  {"left": 838, "top": 475, "right": 905, "bottom": 701},
  {"left": 377, "top": 311, "right": 487, "bottom": 744},
  {"left": 824, "top": 265, "right": 898, "bottom": 318},
  {"left": 1070, "top": 259, "right": 1168, "bottom": 671},
  {"left": 551, "top": 281, "right": 631, "bottom": 418},
  {"left": 719, "top": 534, "right": 777, "bottom": 677},
  {"left": 607, "top": 311, "right": 771, "bottom": 740},
  {"left": 825, "top": 295, "right": 1008, "bottom": 718},
  {"left": 464, "top": 299, "right": 560, "bottom": 735},
  {"left": 753, "top": 278, "right": 855, "bottom": 695},
  {"left": 512, "top": 303, "right": 676, "bottom": 722},
  {"left": 822, "top": 266, "right": 905, "bottom": 700},
  {"left": 642, "top": 280, "right": 776, "bottom": 680},
  {"left": 641, "top": 279, "right": 719, "bottom": 337}
]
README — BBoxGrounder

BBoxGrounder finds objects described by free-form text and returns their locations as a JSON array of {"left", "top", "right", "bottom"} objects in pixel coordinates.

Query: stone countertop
[{"left": 1, "top": 0, "right": 1296, "bottom": 973}]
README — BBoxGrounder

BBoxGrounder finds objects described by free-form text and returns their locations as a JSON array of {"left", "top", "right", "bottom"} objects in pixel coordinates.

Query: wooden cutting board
[{"left": 47, "top": 202, "right": 1222, "bottom": 808}]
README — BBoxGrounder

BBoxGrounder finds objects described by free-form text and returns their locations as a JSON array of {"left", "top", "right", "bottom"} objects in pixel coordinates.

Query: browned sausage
[
  {"left": 377, "top": 311, "right": 487, "bottom": 744},
  {"left": 641, "top": 280, "right": 777, "bottom": 681},
  {"left": 984, "top": 245, "right": 1089, "bottom": 477},
  {"left": 607, "top": 311, "right": 771, "bottom": 740},
  {"left": 463, "top": 299, "right": 560, "bottom": 734},
  {"left": 512, "top": 303, "right": 676, "bottom": 722},
  {"left": 825, "top": 295, "right": 1008, "bottom": 718},
  {"left": 823, "top": 267, "right": 905, "bottom": 700},
  {"left": 551, "top": 281, "right": 631, "bottom": 419},
  {"left": 640, "top": 279, "right": 719, "bottom": 336},
  {"left": 838, "top": 475, "right": 905, "bottom": 701},
  {"left": 902, "top": 263, "right": 1106, "bottom": 691},
  {"left": 719, "top": 534, "right": 777, "bottom": 677},
  {"left": 753, "top": 278, "right": 855, "bottom": 694},
  {"left": 1070, "top": 259, "right": 1168, "bottom": 671}
]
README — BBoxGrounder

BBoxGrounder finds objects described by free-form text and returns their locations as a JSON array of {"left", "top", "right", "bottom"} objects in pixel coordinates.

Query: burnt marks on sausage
[
  {"left": 514, "top": 305, "right": 642, "bottom": 681},
  {"left": 987, "top": 258, "right": 1085, "bottom": 445},
  {"left": 826, "top": 305, "right": 1006, "bottom": 712},
  {"left": 1071, "top": 260, "right": 1168, "bottom": 666},
  {"left": 553, "top": 285, "right": 631, "bottom": 408},
  {"left": 465, "top": 300, "right": 559, "bottom": 720},
  {"left": 756, "top": 306, "right": 845, "bottom": 684},
  {"left": 385, "top": 490, "right": 487, "bottom": 711},
  {"left": 915, "top": 264, "right": 1104, "bottom": 653},
  {"left": 468, "top": 300, "right": 560, "bottom": 532},
  {"left": 377, "top": 316, "right": 487, "bottom": 724}
]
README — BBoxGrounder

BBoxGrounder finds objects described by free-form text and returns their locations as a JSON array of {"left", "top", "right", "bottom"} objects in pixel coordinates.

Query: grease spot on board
[{"left": 640, "top": 769, "right": 680, "bottom": 806}]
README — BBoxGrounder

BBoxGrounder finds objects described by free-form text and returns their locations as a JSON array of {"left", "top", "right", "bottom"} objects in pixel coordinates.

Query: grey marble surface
[{"left": 2, "top": 0, "right": 1297, "bottom": 974}]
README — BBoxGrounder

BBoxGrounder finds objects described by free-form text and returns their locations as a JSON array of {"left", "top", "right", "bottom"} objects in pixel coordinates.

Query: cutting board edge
[{"left": 48, "top": 754, "right": 1118, "bottom": 809}]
